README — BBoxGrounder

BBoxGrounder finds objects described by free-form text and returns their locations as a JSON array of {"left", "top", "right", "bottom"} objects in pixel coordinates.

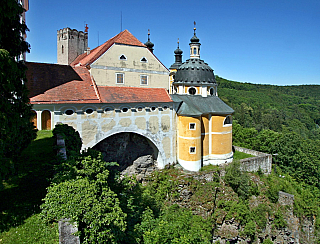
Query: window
[
  {"left": 210, "top": 88, "right": 214, "bottom": 96},
  {"left": 141, "top": 75, "right": 148, "bottom": 85},
  {"left": 188, "top": 87, "right": 196, "bottom": 95},
  {"left": 163, "top": 106, "right": 168, "bottom": 110},
  {"left": 119, "top": 54, "right": 127, "bottom": 60},
  {"left": 137, "top": 107, "right": 143, "bottom": 112},
  {"left": 86, "top": 108, "right": 93, "bottom": 114},
  {"left": 140, "top": 57, "right": 147, "bottom": 62},
  {"left": 193, "top": 47, "right": 197, "bottom": 55},
  {"left": 122, "top": 107, "right": 128, "bottom": 113},
  {"left": 65, "top": 109, "right": 74, "bottom": 115},
  {"left": 189, "top": 123, "right": 196, "bottom": 130},
  {"left": 151, "top": 106, "right": 156, "bottom": 111},
  {"left": 116, "top": 73, "right": 124, "bottom": 84},
  {"left": 224, "top": 115, "right": 232, "bottom": 125},
  {"left": 189, "top": 147, "right": 196, "bottom": 154}
]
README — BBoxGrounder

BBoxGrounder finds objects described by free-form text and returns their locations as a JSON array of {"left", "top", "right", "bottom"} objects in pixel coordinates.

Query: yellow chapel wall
[
  {"left": 91, "top": 44, "right": 169, "bottom": 89},
  {"left": 201, "top": 115, "right": 210, "bottom": 159},
  {"left": 177, "top": 115, "right": 201, "bottom": 171},
  {"left": 210, "top": 115, "right": 232, "bottom": 155}
]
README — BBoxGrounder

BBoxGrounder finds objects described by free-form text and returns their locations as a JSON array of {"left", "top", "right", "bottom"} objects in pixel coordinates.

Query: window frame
[
  {"left": 116, "top": 73, "right": 124, "bottom": 84},
  {"left": 140, "top": 75, "right": 148, "bottom": 85},
  {"left": 189, "top": 146, "right": 196, "bottom": 154},
  {"left": 188, "top": 86, "right": 197, "bottom": 95},
  {"left": 189, "top": 123, "right": 196, "bottom": 130},
  {"left": 223, "top": 115, "right": 232, "bottom": 127}
]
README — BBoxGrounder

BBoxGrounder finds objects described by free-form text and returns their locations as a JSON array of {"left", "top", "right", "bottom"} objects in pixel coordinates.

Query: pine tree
[{"left": 0, "top": 0, "right": 36, "bottom": 183}]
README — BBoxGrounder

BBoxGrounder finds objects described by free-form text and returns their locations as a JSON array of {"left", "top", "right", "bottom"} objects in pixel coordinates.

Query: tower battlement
[{"left": 57, "top": 27, "right": 88, "bottom": 65}]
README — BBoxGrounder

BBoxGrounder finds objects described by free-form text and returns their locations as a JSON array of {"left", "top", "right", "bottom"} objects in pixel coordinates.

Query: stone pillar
[{"left": 59, "top": 219, "right": 80, "bottom": 244}]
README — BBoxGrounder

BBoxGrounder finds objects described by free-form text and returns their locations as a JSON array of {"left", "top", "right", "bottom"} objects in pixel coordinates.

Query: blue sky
[{"left": 26, "top": 0, "right": 320, "bottom": 86}]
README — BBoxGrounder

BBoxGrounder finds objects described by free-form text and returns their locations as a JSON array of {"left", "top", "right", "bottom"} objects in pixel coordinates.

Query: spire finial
[
  {"left": 193, "top": 21, "right": 196, "bottom": 35},
  {"left": 148, "top": 29, "right": 150, "bottom": 41},
  {"left": 177, "top": 38, "right": 179, "bottom": 48},
  {"left": 85, "top": 24, "right": 89, "bottom": 33}
]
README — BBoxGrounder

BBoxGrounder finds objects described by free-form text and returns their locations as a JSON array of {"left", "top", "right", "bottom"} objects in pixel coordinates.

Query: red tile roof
[
  {"left": 71, "top": 29, "right": 146, "bottom": 67},
  {"left": 98, "top": 86, "right": 173, "bottom": 103},
  {"left": 26, "top": 62, "right": 172, "bottom": 105},
  {"left": 26, "top": 62, "right": 100, "bottom": 104}
]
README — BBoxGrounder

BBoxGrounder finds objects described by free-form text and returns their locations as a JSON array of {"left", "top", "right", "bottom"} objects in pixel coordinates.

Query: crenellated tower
[{"left": 57, "top": 27, "right": 88, "bottom": 65}]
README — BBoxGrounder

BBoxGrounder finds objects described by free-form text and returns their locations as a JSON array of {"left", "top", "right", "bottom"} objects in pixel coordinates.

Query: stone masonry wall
[{"left": 234, "top": 146, "right": 272, "bottom": 174}]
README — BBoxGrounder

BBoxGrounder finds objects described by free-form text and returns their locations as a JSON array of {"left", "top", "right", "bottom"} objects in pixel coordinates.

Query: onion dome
[
  {"left": 190, "top": 33, "right": 199, "bottom": 43},
  {"left": 170, "top": 39, "right": 183, "bottom": 70},
  {"left": 173, "top": 58, "right": 216, "bottom": 85},
  {"left": 145, "top": 29, "right": 154, "bottom": 53}
]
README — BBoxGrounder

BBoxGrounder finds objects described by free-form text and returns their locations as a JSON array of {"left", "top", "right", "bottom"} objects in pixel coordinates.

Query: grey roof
[
  {"left": 173, "top": 59, "right": 216, "bottom": 86},
  {"left": 171, "top": 94, "right": 234, "bottom": 116}
]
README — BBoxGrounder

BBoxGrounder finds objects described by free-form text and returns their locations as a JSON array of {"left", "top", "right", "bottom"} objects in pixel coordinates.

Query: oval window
[
  {"left": 163, "top": 106, "right": 168, "bottom": 110},
  {"left": 65, "top": 109, "right": 74, "bottom": 115},
  {"left": 188, "top": 87, "right": 196, "bottom": 95},
  {"left": 122, "top": 107, "right": 128, "bottom": 113},
  {"left": 86, "top": 108, "right": 93, "bottom": 114},
  {"left": 210, "top": 88, "right": 214, "bottom": 96},
  {"left": 137, "top": 107, "right": 143, "bottom": 112},
  {"left": 151, "top": 106, "right": 156, "bottom": 111}
]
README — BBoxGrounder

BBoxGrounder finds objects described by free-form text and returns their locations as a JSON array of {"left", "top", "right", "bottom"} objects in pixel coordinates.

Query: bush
[
  {"left": 41, "top": 151, "right": 126, "bottom": 243},
  {"left": 53, "top": 124, "right": 82, "bottom": 157},
  {"left": 224, "top": 162, "right": 250, "bottom": 200}
]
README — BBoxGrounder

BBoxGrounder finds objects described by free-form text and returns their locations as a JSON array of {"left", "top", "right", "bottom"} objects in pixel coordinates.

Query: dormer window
[
  {"left": 140, "top": 57, "right": 148, "bottom": 62},
  {"left": 119, "top": 54, "right": 127, "bottom": 60}
]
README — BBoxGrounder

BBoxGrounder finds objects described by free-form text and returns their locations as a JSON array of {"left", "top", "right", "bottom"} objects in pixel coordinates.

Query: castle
[{"left": 26, "top": 26, "right": 234, "bottom": 171}]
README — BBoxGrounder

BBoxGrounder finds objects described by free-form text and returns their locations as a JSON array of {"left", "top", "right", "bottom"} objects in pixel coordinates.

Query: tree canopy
[{"left": 0, "top": 0, "right": 36, "bottom": 185}]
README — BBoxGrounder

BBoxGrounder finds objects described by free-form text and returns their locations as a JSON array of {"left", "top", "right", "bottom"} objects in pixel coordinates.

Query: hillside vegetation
[
  {"left": 1, "top": 79, "right": 320, "bottom": 243},
  {"left": 218, "top": 77, "right": 320, "bottom": 188}
]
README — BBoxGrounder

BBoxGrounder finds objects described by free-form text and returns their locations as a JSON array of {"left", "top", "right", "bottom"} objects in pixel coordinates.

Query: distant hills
[{"left": 217, "top": 76, "right": 320, "bottom": 140}]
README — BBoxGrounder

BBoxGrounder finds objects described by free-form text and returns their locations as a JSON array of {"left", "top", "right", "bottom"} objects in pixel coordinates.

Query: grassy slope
[{"left": 0, "top": 131, "right": 58, "bottom": 243}]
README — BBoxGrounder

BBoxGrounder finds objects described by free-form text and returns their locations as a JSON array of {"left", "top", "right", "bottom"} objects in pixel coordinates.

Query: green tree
[
  {"left": 41, "top": 151, "right": 127, "bottom": 243},
  {"left": 0, "top": 0, "right": 36, "bottom": 185}
]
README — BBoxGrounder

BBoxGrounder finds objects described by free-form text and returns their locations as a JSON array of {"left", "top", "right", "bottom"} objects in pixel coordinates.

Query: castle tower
[{"left": 57, "top": 28, "right": 88, "bottom": 65}]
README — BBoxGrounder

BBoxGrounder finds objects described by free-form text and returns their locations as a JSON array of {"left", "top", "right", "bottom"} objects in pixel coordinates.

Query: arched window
[
  {"left": 210, "top": 87, "right": 214, "bottom": 96},
  {"left": 41, "top": 110, "right": 51, "bottom": 130},
  {"left": 224, "top": 115, "right": 232, "bottom": 126},
  {"left": 188, "top": 87, "right": 196, "bottom": 95},
  {"left": 193, "top": 47, "right": 197, "bottom": 55},
  {"left": 62, "top": 45, "right": 64, "bottom": 54}
]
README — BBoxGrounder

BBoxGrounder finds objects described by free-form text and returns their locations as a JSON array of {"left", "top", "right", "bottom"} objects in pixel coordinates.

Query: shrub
[
  {"left": 53, "top": 123, "right": 82, "bottom": 157},
  {"left": 224, "top": 162, "right": 250, "bottom": 200}
]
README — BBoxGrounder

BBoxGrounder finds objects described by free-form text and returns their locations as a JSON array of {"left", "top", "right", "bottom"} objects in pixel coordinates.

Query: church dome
[
  {"left": 174, "top": 47, "right": 183, "bottom": 55},
  {"left": 190, "top": 34, "right": 199, "bottom": 43},
  {"left": 173, "top": 58, "right": 216, "bottom": 85}
]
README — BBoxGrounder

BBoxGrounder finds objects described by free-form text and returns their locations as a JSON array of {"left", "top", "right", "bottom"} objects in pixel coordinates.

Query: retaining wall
[{"left": 234, "top": 146, "right": 272, "bottom": 175}]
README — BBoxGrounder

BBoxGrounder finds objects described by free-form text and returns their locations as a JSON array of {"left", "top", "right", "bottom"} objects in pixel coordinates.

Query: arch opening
[
  {"left": 93, "top": 132, "right": 159, "bottom": 172},
  {"left": 41, "top": 110, "right": 51, "bottom": 130}
]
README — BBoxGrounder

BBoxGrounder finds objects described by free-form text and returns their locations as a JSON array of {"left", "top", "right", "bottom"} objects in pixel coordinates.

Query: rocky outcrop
[{"left": 120, "top": 155, "right": 157, "bottom": 181}]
